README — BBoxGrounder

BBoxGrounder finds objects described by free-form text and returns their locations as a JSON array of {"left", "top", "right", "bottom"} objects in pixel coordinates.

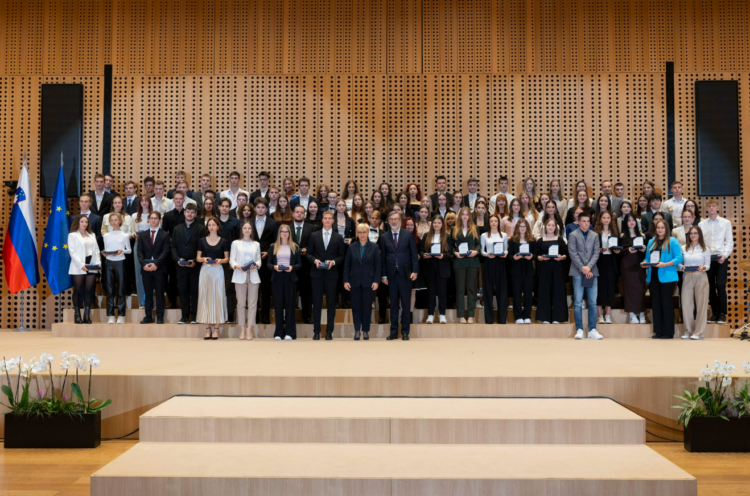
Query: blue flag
[{"left": 41, "top": 165, "right": 72, "bottom": 294}]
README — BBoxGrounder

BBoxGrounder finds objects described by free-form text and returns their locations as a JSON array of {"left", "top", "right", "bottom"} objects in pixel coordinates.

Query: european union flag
[{"left": 41, "top": 165, "right": 72, "bottom": 294}]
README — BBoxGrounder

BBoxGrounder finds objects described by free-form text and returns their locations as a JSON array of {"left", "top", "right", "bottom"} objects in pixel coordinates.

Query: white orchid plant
[
  {"left": 672, "top": 360, "right": 750, "bottom": 427},
  {"left": 1, "top": 352, "right": 110, "bottom": 417}
]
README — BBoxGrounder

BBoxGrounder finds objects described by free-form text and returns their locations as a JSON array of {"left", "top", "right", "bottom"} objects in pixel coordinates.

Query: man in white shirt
[
  {"left": 662, "top": 181, "right": 688, "bottom": 227},
  {"left": 698, "top": 199, "right": 733, "bottom": 324},
  {"left": 151, "top": 180, "right": 174, "bottom": 215},
  {"left": 220, "top": 170, "right": 249, "bottom": 209},
  {"left": 489, "top": 176, "right": 515, "bottom": 215}
]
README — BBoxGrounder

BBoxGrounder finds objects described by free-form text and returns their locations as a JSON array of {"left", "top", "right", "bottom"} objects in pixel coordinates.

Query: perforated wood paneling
[{"left": 0, "top": 0, "right": 749, "bottom": 328}]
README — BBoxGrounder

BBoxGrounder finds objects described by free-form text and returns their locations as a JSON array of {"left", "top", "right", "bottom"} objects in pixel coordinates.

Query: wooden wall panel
[{"left": 0, "top": 0, "right": 749, "bottom": 327}]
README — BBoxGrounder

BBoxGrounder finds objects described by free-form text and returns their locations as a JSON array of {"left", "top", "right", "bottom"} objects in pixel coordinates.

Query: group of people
[{"left": 67, "top": 171, "right": 733, "bottom": 341}]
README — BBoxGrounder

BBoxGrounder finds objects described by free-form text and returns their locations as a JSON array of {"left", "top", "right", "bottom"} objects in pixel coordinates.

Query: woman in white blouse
[
  {"left": 680, "top": 225, "right": 712, "bottom": 340},
  {"left": 102, "top": 213, "right": 132, "bottom": 324},
  {"left": 230, "top": 221, "right": 262, "bottom": 340},
  {"left": 480, "top": 214, "right": 509, "bottom": 324},
  {"left": 68, "top": 214, "right": 101, "bottom": 325},
  {"left": 103, "top": 196, "right": 135, "bottom": 297}
]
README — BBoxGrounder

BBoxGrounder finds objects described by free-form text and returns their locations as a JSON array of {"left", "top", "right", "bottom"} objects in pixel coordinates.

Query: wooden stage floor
[{"left": 1, "top": 330, "right": 747, "bottom": 440}]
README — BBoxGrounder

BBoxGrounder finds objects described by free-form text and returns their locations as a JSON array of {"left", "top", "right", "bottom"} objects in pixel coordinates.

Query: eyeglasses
[{"left": 689, "top": 232, "right": 700, "bottom": 236}]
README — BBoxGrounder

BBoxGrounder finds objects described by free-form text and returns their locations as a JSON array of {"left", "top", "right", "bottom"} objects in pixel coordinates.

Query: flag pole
[{"left": 15, "top": 289, "right": 28, "bottom": 332}]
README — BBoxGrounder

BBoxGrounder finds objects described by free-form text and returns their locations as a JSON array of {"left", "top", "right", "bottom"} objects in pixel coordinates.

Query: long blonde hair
[
  {"left": 272, "top": 224, "right": 299, "bottom": 255},
  {"left": 452, "top": 207, "right": 478, "bottom": 239}
]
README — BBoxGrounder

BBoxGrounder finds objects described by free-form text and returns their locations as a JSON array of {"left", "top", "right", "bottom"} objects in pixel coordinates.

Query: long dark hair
[
  {"left": 619, "top": 214, "right": 642, "bottom": 245},
  {"left": 684, "top": 225, "right": 708, "bottom": 252},
  {"left": 70, "top": 214, "right": 92, "bottom": 234}
]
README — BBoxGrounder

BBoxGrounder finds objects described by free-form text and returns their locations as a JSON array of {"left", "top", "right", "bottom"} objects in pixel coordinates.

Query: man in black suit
[
  {"left": 306, "top": 210, "right": 346, "bottom": 340},
  {"left": 640, "top": 193, "right": 673, "bottom": 233},
  {"left": 251, "top": 197, "right": 278, "bottom": 324},
  {"left": 166, "top": 170, "right": 194, "bottom": 200},
  {"left": 216, "top": 197, "right": 241, "bottom": 322},
  {"left": 292, "top": 205, "right": 315, "bottom": 323},
  {"left": 123, "top": 181, "right": 139, "bottom": 216},
  {"left": 429, "top": 175, "right": 449, "bottom": 211},
  {"left": 88, "top": 173, "right": 114, "bottom": 217},
  {"left": 137, "top": 211, "right": 171, "bottom": 324},
  {"left": 289, "top": 176, "right": 320, "bottom": 212},
  {"left": 380, "top": 211, "right": 419, "bottom": 340},
  {"left": 229, "top": 192, "right": 249, "bottom": 218},
  {"left": 462, "top": 177, "right": 485, "bottom": 212},
  {"left": 249, "top": 170, "right": 271, "bottom": 203},
  {"left": 104, "top": 174, "right": 120, "bottom": 198},
  {"left": 170, "top": 203, "right": 205, "bottom": 324},
  {"left": 161, "top": 192, "right": 188, "bottom": 309}
]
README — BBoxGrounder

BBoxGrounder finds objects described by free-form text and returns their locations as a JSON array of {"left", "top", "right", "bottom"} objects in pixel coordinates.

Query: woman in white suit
[
  {"left": 230, "top": 220, "right": 262, "bottom": 340},
  {"left": 68, "top": 214, "right": 101, "bottom": 325}
]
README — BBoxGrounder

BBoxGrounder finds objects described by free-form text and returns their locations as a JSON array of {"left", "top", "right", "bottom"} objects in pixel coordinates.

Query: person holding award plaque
[
  {"left": 508, "top": 219, "right": 535, "bottom": 324},
  {"left": 618, "top": 214, "right": 647, "bottom": 324},
  {"left": 68, "top": 214, "right": 102, "bottom": 324},
  {"left": 420, "top": 215, "right": 452, "bottom": 324},
  {"left": 642, "top": 220, "right": 683, "bottom": 339},
  {"left": 230, "top": 221, "right": 262, "bottom": 340},
  {"left": 534, "top": 217, "right": 568, "bottom": 324},
  {"left": 267, "top": 224, "right": 302, "bottom": 340},
  {"left": 451, "top": 207, "right": 481, "bottom": 324},
  {"left": 594, "top": 211, "right": 620, "bottom": 325},
  {"left": 680, "top": 226, "right": 711, "bottom": 339},
  {"left": 196, "top": 217, "right": 230, "bottom": 340},
  {"left": 480, "top": 214, "right": 509, "bottom": 324}
]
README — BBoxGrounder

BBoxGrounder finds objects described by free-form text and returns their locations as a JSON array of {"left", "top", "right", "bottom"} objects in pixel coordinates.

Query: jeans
[{"left": 572, "top": 275, "right": 598, "bottom": 331}]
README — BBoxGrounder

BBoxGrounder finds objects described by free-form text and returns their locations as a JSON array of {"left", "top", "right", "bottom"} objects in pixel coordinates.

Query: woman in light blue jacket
[{"left": 642, "top": 219, "right": 683, "bottom": 339}]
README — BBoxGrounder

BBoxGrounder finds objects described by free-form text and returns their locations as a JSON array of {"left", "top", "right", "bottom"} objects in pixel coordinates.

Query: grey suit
[{"left": 568, "top": 229, "right": 600, "bottom": 277}]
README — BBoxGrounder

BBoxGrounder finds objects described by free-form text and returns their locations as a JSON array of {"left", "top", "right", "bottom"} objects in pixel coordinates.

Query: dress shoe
[
  {"left": 140, "top": 317, "right": 154, "bottom": 324},
  {"left": 325, "top": 332, "right": 333, "bottom": 340},
  {"left": 717, "top": 314, "right": 727, "bottom": 324},
  {"left": 402, "top": 333, "right": 410, "bottom": 341},
  {"left": 386, "top": 334, "right": 399, "bottom": 340},
  {"left": 156, "top": 318, "right": 164, "bottom": 324},
  {"left": 378, "top": 318, "right": 388, "bottom": 324},
  {"left": 707, "top": 313, "right": 718, "bottom": 323},
  {"left": 363, "top": 332, "right": 369, "bottom": 340},
  {"left": 354, "top": 331, "right": 361, "bottom": 341},
  {"left": 313, "top": 333, "right": 321, "bottom": 340}
]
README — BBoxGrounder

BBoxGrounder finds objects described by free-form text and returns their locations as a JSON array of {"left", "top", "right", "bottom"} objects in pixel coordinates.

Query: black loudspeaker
[
  {"left": 40, "top": 84, "right": 83, "bottom": 198},
  {"left": 695, "top": 80, "right": 740, "bottom": 196}
]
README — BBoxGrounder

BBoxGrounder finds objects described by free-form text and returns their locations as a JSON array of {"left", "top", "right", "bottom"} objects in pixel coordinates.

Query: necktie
[
  {"left": 393, "top": 232, "right": 399, "bottom": 269},
  {"left": 127, "top": 198, "right": 131, "bottom": 209},
  {"left": 324, "top": 231, "right": 329, "bottom": 250},
  {"left": 296, "top": 226, "right": 302, "bottom": 244},
  {"left": 150, "top": 230, "right": 155, "bottom": 245}
]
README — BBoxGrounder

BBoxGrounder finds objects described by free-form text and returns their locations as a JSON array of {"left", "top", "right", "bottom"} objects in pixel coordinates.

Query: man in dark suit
[
  {"left": 251, "top": 198, "right": 279, "bottom": 324},
  {"left": 78, "top": 194, "right": 104, "bottom": 249},
  {"left": 462, "top": 178, "right": 485, "bottom": 212},
  {"left": 306, "top": 210, "right": 346, "bottom": 340},
  {"left": 193, "top": 173, "right": 214, "bottom": 212},
  {"left": 429, "top": 175, "right": 449, "bottom": 211},
  {"left": 229, "top": 192, "right": 250, "bottom": 218},
  {"left": 640, "top": 193, "right": 673, "bottom": 233},
  {"left": 289, "top": 176, "right": 320, "bottom": 212},
  {"left": 137, "top": 211, "right": 171, "bottom": 324},
  {"left": 88, "top": 174, "right": 114, "bottom": 217},
  {"left": 123, "top": 181, "right": 139, "bottom": 216},
  {"left": 104, "top": 174, "right": 120, "bottom": 198},
  {"left": 380, "top": 210, "right": 419, "bottom": 340},
  {"left": 170, "top": 203, "right": 205, "bottom": 324},
  {"left": 292, "top": 205, "right": 315, "bottom": 323},
  {"left": 161, "top": 192, "right": 188, "bottom": 309},
  {"left": 249, "top": 171, "right": 271, "bottom": 203}
]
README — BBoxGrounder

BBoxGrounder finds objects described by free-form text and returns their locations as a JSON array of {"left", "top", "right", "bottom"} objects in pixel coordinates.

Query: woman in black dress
[
  {"left": 594, "top": 211, "right": 619, "bottom": 325},
  {"left": 508, "top": 219, "right": 535, "bottom": 324},
  {"left": 619, "top": 213, "right": 647, "bottom": 324},
  {"left": 535, "top": 217, "right": 568, "bottom": 324}
]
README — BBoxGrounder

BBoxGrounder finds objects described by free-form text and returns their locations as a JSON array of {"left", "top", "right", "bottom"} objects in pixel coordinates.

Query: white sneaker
[
  {"left": 543, "top": 321, "right": 550, "bottom": 324},
  {"left": 681, "top": 333, "right": 690, "bottom": 339},
  {"left": 107, "top": 316, "right": 115, "bottom": 324},
  {"left": 597, "top": 315, "right": 605, "bottom": 324},
  {"left": 552, "top": 321, "right": 559, "bottom": 324},
  {"left": 639, "top": 312, "right": 646, "bottom": 324},
  {"left": 117, "top": 316, "right": 125, "bottom": 324},
  {"left": 426, "top": 315, "right": 435, "bottom": 324},
  {"left": 515, "top": 319, "right": 524, "bottom": 324},
  {"left": 588, "top": 329, "right": 604, "bottom": 340},
  {"left": 523, "top": 318, "right": 531, "bottom": 324},
  {"left": 574, "top": 329, "right": 584, "bottom": 340},
  {"left": 629, "top": 313, "right": 639, "bottom": 324},
  {"left": 284, "top": 335, "right": 293, "bottom": 341},
  {"left": 439, "top": 315, "right": 447, "bottom": 324},
  {"left": 274, "top": 336, "right": 281, "bottom": 341},
  {"left": 604, "top": 315, "right": 612, "bottom": 324},
  {"left": 690, "top": 335, "right": 704, "bottom": 340}
]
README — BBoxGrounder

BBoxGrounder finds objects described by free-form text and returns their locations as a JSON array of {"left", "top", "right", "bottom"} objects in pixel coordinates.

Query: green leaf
[
  {"left": 88, "top": 399, "right": 112, "bottom": 412},
  {"left": 1, "top": 384, "right": 14, "bottom": 406},
  {"left": 71, "top": 383, "right": 84, "bottom": 403}
]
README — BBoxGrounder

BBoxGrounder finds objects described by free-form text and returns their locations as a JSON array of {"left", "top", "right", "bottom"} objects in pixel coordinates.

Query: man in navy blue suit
[{"left": 380, "top": 211, "right": 419, "bottom": 340}]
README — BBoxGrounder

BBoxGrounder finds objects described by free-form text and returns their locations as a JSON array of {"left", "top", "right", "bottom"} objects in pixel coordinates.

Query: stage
[{"left": 0, "top": 330, "right": 746, "bottom": 441}]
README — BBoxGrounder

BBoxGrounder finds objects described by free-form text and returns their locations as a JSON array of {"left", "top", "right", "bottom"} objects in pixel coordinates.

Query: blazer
[
  {"left": 67, "top": 231, "right": 101, "bottom": 275},
  {"left": 344, "top": 241, "right": 382, "bottom": 288},
  {"left": 251, "top": 216, "right": 278, "bottom": 253},
  {"left": 80, "top": 212, "right": 104, "bottom": 250},
  {"left": 380, "top": 228, "right": 419, "bottom": 280},
  {"left": 161, "top": 208, "right": 186, "bottom": 235},
  {"left": 419, "top": 233, "right": 452, "bottom": 279},
  {"left": 449, "top": 229, "right": 481, "bottom": 269},
  {"left": 267, "top": 244, "right": 302, "bottom": 282},
  {"left": 123, "top": 196, "right": 139, "bottom": 216},
  {"left": 429, "top": 192, "right": 450, "bottom": 211},
  {"left": 88, "top": 190, "right": 114, "bottom": 217},
  {"left": 170, "top": 220, "right": 206, "bottom": 265},
  {"left": 306, "top": 229, "right": 346, "bottom": 279},
  {"left": 229, "top": 239, "right": 263, "bottom": 284},
  {"left": 333, "top": 215, "right": 356, "bottom": 240},
  {"left": 137, "top": 228, "right": 171, "bottom": 270},
  {"left": 640, "top": 211, "right": 673, "bottom": 233},
  {"left": 289, "top": 195, "right": 321, "bottom": 211},
  {"left": 250, "top": 189, "right": 270, "bottom": 203},
  {"left": 567, "top": 228, "right": 601, "bottom": 277},
  {"left": 462, "top": 193, "right": 485, "bottom": 211},
  {"left": 645, "top": 237, "right": 683, "bottom": 284}
]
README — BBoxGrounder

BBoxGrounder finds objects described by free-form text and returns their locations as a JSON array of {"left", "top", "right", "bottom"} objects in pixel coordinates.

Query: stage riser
[{"left": 51, "top": 322, "right": 730, "bottom": 339}]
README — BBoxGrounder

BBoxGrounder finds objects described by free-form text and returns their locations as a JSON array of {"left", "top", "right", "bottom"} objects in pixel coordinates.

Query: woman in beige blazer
[{"left": 230, "top": 221, "right": 263, "bottom": 340}]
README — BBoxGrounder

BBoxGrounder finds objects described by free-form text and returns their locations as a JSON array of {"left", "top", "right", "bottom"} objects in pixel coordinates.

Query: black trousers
[
  {"left": 312, "top": 277, "right": 338, "bottom": 335},
  {"left": 707, "top": 260, "right": 729, "bottom": 315},
  {"left": 298, "top": 263, "right": 313, "bottom": 320},
  {"left": 337, "top": 263, "right": 351, "bottom": 306},
  {"left": 105, "top": 260, "right": 127, "bottom": 316},
  {"left": 483, "top": 258, "right": 508, "bottom": 324},
  {"left": 72, "top": 271, "right": 97, "bottom": 308},
  {"left": 350, "top": 285, "right": 375, "bottom": 332},
  {"left": 376, "top": 283, "right": 389, "bottom": 320},
  {"left": 222, "top": 264, "right": 238, "bottom": 321},
  {"left": 258, "top": 263, "right": 272, "bottom": 320},
  {"left": 176, "top": 264, "right": 201, "bottom": 321},
  {"left": 165, "top": 257, "right": 178, "bottom": 308},
  {"left": 142, "top": 267, "right": 166, "bottom": 320},
  {"left": 124, "top": 237, "right": 136, "bottom": 294},
  {"left": 423, "top": 265, "right": 448, "bottom": 316},
  {"left": 272, "top": 272, "right": 297, "bottom": 339},
  {"left": 650, "top": 271, "right": 676, "bottom": 338},
  {"left": 511, "top": 275, "right": 533, "bottom": 320},
  {"left": 388, "top": 272, "right": 412, "bottom": 335}
]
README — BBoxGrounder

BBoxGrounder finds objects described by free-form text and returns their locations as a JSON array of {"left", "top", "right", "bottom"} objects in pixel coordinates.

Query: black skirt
[{"left": 596, "top": 254, "right": 618, "bottom": 307}]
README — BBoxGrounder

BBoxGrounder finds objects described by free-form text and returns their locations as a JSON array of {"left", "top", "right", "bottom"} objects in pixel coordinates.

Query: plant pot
[
  {"left": 4, "top": 411, "right": 101, "bottom": 449},
  {"left": 684, "top": 416, "right": 750, "bottom": 452}
]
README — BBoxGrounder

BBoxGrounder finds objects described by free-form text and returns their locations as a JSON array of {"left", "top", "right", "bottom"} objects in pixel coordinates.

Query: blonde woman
[
  {"left": 267, "top": 224, "right": 302, "bottom": 340},
  {"left": 102, "top": 213, "right": 131, "bottom": 324},
  {"left": 230, "top": 221, "right": 262, "bottom": 340}
]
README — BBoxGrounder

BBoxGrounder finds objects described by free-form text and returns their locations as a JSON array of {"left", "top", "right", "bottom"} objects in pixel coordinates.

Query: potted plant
[
  {"left": 2, "top": 352, "right": 111, "bottom": 448},
  {"left": 673, "top": 360, "right": 750, "bottom": 452}
]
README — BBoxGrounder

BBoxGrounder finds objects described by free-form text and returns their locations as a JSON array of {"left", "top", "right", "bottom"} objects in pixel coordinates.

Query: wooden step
[
  {"left": 91, "top": 442, "right": 696, "bottom": 496},
  {"left": 51, "top": 321, "right": 730, "bottom": 339},
  {"left": 140, "top": 397, "right": 644, "bottom": 444}
]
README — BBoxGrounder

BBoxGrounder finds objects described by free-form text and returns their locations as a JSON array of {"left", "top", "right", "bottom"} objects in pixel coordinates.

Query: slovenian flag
[{"left": 2, "top": 160, "right": 40, "bottom": 293}]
